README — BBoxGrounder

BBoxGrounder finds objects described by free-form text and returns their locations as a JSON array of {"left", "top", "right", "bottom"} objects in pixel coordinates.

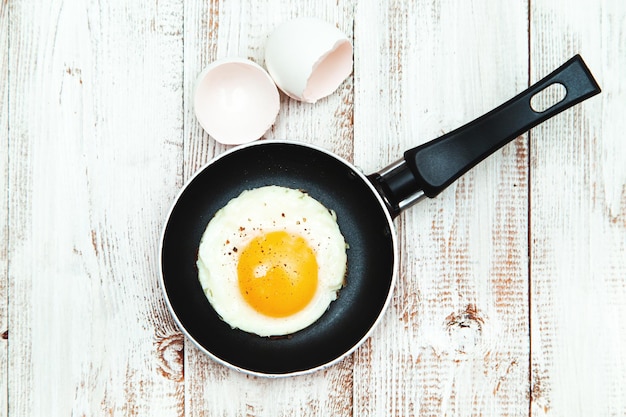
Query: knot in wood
[
  {"left": 445, "top": 304, "right": 484, "bottom": 357},
  {"left": 155, "top": 333, "right": 184, "bottom": 382}
]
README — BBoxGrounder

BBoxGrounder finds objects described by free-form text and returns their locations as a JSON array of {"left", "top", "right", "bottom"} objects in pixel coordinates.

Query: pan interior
[{"left": 161, "top": 142, "right": 395, "bottom": 375}]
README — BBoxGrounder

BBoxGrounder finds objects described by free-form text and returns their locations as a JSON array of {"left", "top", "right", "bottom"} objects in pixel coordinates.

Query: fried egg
[{"left": 196, "top": 185, "right": 348, "bottom": 337}]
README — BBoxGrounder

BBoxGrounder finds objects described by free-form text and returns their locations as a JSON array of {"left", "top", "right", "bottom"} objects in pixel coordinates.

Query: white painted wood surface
[
  {"left": 1, "top": 2, "right": 8, "bottom": 416},
  {"left": 529, "top": 1, "right": 626, "bottom": 416},
  {"left": 2, "top": 1, "right": 624, "bottom": 416}
]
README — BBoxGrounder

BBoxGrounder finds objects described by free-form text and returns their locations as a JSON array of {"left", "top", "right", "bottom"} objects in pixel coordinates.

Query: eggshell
[
  {"left": 265, "top": 17, "right": 353, "bottom": 103},
  {"left": 194, "top": 58, "right": 280, "bottom": 145}
]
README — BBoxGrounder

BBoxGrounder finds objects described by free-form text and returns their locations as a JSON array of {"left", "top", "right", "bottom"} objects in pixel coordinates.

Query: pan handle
[{"left": 369, "top": 54, "right": 601, "bottom": 217}]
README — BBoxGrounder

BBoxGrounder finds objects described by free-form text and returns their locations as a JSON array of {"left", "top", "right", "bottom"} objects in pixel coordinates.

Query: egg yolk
[{"left": 237, "top": 231, "right": 318, "bottom": 317}]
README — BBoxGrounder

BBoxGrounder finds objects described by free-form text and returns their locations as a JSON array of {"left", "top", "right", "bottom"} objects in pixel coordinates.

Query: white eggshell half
[
  {"left": 265, "top": 17, "right": 353, "bottom": 103},
  {"left": 194, "top": 58, "right": 280, "bottom": 145}
]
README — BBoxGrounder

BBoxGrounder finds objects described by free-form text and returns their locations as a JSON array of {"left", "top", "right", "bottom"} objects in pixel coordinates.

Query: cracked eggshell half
[
  {"left": 264, "top": 17, "right": 353, "bottom": 103},
  {"left": 194, "top": 58, "right": 280, "bottom": 145}
]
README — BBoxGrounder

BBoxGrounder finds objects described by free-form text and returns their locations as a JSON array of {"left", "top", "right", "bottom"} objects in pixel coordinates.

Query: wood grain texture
[
  {"left": 182, "top": 1, "right": 356, "bottom": 416},
  {"left": 529, "top": 0, "right": 626, "bottom": 415},
  {"left": 353, "top": 1, "right": 530, "bottom": 416},
  {"left": 1, "top": 0, "right": 9, "bottom": 415},
  {"left": 6, "top": 0, "right": 185, "bottom": 415}
]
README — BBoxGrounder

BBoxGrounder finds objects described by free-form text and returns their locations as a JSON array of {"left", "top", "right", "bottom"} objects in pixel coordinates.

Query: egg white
[{"left": 196, "top": 185, "right": 348, "bottom": 337}]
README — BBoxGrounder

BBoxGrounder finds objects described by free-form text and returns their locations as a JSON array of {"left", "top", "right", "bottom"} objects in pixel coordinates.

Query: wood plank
[
  {"left": 7, "top": 0, "right": 185, "bottom": 415},
  {"left": 1, "top": 0, "right": 9, "bottom": 414},
  {"left": 529, "top": 1, "right": 626, "bottom": 415},
  {"left": 182, "top": 0, "right": 356, "bottom": 416},
  {"left": 352, "top": 1, "right": 531, "bottom": 415}
]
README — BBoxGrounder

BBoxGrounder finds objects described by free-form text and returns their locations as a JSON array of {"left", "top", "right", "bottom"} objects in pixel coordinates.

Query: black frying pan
[{"left": 160, "top": 55, "right": 600, "bottom": 376}]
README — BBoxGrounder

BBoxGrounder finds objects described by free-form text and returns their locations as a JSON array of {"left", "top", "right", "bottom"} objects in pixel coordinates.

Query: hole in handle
[{"left": 530, "top": 82, "right": 567, "bottom": 113}]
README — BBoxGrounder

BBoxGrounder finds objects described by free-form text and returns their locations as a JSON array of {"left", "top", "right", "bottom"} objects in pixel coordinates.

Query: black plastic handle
[{"left": 403, "top": 54, "right": 601, "bottom": 198}]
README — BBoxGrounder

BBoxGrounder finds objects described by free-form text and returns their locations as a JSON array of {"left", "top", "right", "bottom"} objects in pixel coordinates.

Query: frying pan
[{"left": 160, "top": 55, "right": 600, "bottom": 377}]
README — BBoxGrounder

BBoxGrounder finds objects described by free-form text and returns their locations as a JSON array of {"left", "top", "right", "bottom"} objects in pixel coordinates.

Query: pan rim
[{"left": 158, "top": 139, "right": 399, "bottom": 377}]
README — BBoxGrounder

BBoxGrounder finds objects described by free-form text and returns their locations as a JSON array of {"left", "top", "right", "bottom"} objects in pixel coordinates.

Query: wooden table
[{"left": 2, "top": 1, "right": 625, "bottom": 415}]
